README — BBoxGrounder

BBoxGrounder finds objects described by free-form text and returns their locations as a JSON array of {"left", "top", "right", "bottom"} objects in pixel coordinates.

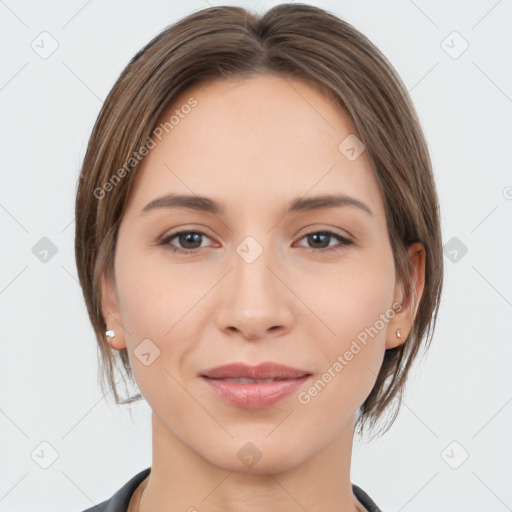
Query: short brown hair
[{"left": 74, "top": 3, "right": 443, "bottom": 439}]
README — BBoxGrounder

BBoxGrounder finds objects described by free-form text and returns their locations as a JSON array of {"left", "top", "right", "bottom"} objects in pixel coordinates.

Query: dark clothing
[{"left": 80, "top": 466, "right": 383, "bottom": 511}]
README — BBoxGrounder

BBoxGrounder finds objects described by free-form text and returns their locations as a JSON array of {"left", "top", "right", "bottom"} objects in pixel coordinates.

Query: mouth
[
  {"left": 202, "top": 376, "right": 305, "bottom": 383},
  {"left": 198, "top": 362, "right": 312, "bottom": 409},
  {"left": 199, "top": 361, "right": 311, "bottom": 380}
]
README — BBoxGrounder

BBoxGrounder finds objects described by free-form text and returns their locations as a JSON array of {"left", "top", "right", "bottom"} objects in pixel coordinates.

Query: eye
[
  {"left": 160, "top": 230, "right": 212, "bottom": 254},
  {"left": 296, "top": 230, "right": 353, "bottom": 253}
]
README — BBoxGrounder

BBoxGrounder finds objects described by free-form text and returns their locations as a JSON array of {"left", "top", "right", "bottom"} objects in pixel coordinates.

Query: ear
[
  {"left": 100, "top": 272, "right": 127, "bottom": 350},
  {"left": 386, "top": 242, "right": 426, "bottom": 350}
]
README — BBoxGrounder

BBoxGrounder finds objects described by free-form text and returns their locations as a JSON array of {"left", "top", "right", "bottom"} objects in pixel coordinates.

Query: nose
[{"left": 215, "top": 243, "right": 294, "bottom": 341}]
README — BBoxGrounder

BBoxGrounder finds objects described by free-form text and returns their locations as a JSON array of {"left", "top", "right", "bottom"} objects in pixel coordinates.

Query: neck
[{"left": 139, "top": 412, "right": 363, "bottom": 512}]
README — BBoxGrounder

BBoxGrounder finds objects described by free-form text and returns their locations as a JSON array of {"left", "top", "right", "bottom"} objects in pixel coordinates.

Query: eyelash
[{"left": 159, "top": 229, "right": 353, "bottom": 255}]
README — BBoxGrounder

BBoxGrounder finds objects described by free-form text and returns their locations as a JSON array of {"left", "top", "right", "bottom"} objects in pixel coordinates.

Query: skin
[{"left": 101, "top": 74, "right": 426, "bottom": 512}]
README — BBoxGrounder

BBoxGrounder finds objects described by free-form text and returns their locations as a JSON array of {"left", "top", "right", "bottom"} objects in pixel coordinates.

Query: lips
[
  {"left": 199, "top": 362, "right": 311, "bottom": 381},
  {"left": 199, "top": 362, "right": 313, "bottom": 409}
]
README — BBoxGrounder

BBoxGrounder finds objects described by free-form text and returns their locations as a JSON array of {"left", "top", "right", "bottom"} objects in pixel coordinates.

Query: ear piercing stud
[{"left": 396, "top": 328, "right": 402, "bottom": 339}]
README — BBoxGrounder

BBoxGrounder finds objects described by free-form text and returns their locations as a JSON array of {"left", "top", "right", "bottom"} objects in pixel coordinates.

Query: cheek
[
  {"left": 115, "top": 243, "right": 203, "bottom": 337},
  {"left": 296, "top": 251, "right": 395, "bottom": 404},
  {"left": 113, "top": 250, "right": 205, "bottom": 389},
  {"left": 299, "top": 247, "right": 395, "bottom": 340}
]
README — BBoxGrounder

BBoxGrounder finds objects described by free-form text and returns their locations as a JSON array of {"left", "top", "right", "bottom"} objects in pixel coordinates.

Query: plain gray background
[{"left": 1, "top": 1, "right": 511, "bottom": 510}]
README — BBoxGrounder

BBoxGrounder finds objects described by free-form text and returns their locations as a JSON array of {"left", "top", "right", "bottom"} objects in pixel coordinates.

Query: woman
[{"left": 75, "top": 3, "right": 443, "bottom": 511}]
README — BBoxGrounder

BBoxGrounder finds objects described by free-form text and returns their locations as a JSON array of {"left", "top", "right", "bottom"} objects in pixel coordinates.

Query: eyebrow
[{"left": 139, "top": 193, "right": 373, "bottom": 217}]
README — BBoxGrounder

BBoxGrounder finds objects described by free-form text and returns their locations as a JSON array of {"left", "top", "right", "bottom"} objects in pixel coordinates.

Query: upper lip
[{"left": 199, "top": 362, "right": 311, "bottom": 380}]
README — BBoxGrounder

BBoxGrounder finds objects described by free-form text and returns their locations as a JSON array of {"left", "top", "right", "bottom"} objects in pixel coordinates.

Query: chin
[{"left": 202, "top": 436, "right": 311, "bottom": 476}]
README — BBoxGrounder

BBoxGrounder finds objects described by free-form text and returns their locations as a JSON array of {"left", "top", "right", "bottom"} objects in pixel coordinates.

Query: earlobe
[
  {"left": 385, "top": 304, "right": 408, "bottom": 350},
  {"left": 385, "top": 242, "right": 426, "bottom": 350},
  {"left": 100, "top": 272, "right": 127, "bottom": 350}
]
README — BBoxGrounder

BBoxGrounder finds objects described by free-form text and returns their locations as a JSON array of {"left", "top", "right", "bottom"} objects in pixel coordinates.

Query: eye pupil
[
  {"left": 180, "top": 232, "right": 202, "bottom": 248},
  {"left": 309, "top": 232, "right": 330, "bottom": 248}
]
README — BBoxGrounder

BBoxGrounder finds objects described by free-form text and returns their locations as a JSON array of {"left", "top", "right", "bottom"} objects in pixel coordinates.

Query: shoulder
[
  {"left": 352, "top": 483, "right": 384, "bottom": 512},
  {"left": 77, "top": 467, "right": 151, "bottom": 512},
  {"left": 79, "top": 500, "right": 109, "bottom": 512}
]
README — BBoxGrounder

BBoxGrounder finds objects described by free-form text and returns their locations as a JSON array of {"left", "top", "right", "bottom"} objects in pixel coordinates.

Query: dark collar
[{"left": 80, "top": 467, "right": 382, "bottom": 512}]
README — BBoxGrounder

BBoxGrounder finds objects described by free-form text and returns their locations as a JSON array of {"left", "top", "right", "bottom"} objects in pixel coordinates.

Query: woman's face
[{"left": 102, "top": 74, "right": 420, "bottom": 473}]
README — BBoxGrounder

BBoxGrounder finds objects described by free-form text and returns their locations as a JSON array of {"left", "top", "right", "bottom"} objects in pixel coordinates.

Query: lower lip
[{"left": 201, "top": 376, "right": 311, "bottom": 409}]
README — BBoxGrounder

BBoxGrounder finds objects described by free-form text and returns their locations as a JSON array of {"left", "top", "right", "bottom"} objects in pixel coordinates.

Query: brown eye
[
  {"left": 161, "top": 231, "right": 211, "bottom": 254},
  {"left": 297, "top": 231, "right": 352, "bottom": 253}
]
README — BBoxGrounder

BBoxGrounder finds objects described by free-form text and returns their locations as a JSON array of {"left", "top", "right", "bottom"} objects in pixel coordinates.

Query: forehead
[{"left": 124, "top": 74, "right": 384, "bottom": 220}]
